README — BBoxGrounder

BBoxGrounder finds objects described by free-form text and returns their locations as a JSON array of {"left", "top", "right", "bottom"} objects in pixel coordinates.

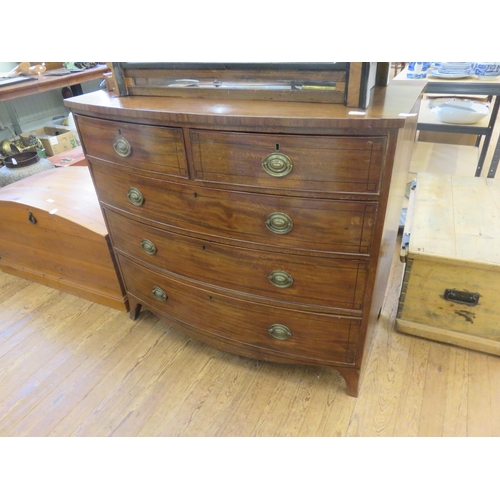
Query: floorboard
[{"left": 1, "top": 232, "right": 499, "bottom": 437}]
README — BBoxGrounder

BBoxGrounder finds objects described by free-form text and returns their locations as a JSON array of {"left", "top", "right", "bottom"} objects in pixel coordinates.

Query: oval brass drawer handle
[
  {"left": 127, "top": 187, "right": 144, "bottom": 206},
  {"left": 268, "top": 270, "right": 293, "bottom": 288},
  {"left": 265, "top": 212, "right": 293, "bottom": 234},
  {"left": 262, "top": 152, "right": 293, "bottom": 177},
  {"left": 140, "top": 238, "right": 157, "bottom": 255},
  {"left": 113, "top": 135, "right": 132, "bottom": 157},
  {"left": 268, "top": 324, "right": 292, "bottom": 340},
  {"left": 152, "top": 286, "right": 167, "bottom": 301}
]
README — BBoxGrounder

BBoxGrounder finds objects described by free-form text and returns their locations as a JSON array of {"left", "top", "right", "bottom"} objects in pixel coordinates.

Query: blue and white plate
[
  {"left": 429, "top": 69, "right": 472, "bottom": 79},
  {"left": 431, "top": 62, "right": 473, "bottom": 77}
]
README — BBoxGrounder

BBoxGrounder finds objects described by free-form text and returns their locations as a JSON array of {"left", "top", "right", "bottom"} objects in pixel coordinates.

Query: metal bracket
[
  {"left": 443, "top": 289, "right": 480, "bottom": 306},
  {"left": 401, "top": 232, "right": 411, "bottom": 251}
]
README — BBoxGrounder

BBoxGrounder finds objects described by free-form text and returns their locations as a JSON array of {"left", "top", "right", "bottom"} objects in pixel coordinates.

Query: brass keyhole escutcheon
[
  {"left": 262, "top": 152, "right": 293, "bottom": 177},
  {"left": 268, "top": 324, "right": 292, "bottom": 340},
  {"left": 140, "top": 238, "right": 157, "bottom": 255},
  {"left": 152, "top": 286, "right": 167, "bottom": 301},
  {"left": 28, "top": 211, "right": 37, "bottom": 224},
  {"left": 127, "top": 187, "right": 144, "bottom": 206},
  {"left": 268, "top": 270, "right": 294, "bottom": 288},
  {"left": 113, "top": 135, "right": 132, "bottom": 157},
  {"left": 265, "top": 212, "right": 293, "bottom": 234}
]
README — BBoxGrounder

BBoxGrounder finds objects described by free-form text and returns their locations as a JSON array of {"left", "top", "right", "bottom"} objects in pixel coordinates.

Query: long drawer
[
  {"left": 105, "top": 208, "right": 368, "bottom": 313},
  {"left": 75, "top": 114, "right": 188, "bottom": 178},
  {"left": 91, "top": 160, "right": 377, "bottom": 255},
  {"left": 190, "top": 129, "right": 386, "bottom": 194},
  {"left": 117, "top": 254, "right": 360, "bottom": 364}
]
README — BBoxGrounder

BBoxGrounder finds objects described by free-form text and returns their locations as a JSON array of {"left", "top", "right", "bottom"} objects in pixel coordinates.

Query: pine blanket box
[
  {"left": 397, "top": 172, "right": 500, "bottom": 355},
  {"left": 0, "top": 166, "right": 128, "bottom": 311}
]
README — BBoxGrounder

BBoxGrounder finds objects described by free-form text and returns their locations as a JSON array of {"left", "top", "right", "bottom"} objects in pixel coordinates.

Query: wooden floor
[
  {"left": 2, "top": 67, "right": 500, "bottom": 438},
  {"left": 1, "top": 233, "right": 500, "bottom": 437}
]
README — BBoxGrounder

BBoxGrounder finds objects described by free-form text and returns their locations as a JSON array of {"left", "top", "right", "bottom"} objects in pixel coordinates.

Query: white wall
[{"left": 0, "top": 62, "right": 16, "bottom": 72}]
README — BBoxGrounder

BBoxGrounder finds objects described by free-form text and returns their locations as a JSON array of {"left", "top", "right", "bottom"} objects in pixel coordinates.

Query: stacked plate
[{"left": 429, "top": 62, "right": 473, "bottom": 79}]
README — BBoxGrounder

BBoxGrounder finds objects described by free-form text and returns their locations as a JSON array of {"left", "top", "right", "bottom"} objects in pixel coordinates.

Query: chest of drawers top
[{"left": 65, "top": 84, "right": 424, "bottom": 130}]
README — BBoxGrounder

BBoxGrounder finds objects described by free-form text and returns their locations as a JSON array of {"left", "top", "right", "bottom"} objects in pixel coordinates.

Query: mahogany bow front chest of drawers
[{"left": 66, "top": 82, "right": 423, "bottom": 396}]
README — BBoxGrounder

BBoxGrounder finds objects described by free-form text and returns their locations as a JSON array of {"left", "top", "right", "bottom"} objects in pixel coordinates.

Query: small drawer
[
  {"left": 75, "top": 114, "right": 188, "bottom": 178},
  {"left": 117, "top": 255, "right": 360, "bottom": 364},
  {"left": 105, "top": 209, "right": 369, "bottom": 313},
  {"left": 92, "top": 161, "right": 377, "bottom": 255},
  {"left": 190, "top": 130, "right": 386, "bottom": 194}
]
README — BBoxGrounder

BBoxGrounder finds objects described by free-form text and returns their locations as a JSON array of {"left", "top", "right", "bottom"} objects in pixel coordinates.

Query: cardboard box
[
  {"left": 47, "top": 145, "right": 87, "bottom": 168},
  {"left": 20, "top": 126, "right": 77, "bottom": 156}
]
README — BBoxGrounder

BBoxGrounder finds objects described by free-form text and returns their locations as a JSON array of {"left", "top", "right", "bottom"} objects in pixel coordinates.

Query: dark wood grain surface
[
  {"left": 65, "top": 81, "right": 425, "bottom": 130},
  {"left": 105, "top": 208, "right": 368, "bottom": 314},
  {"left": 67, "top": 80, "right": 424, "bottom": 397},
  {"left": 117, "top": 254, "right": 360, "bottom": 365},
  {"left": 76, "top": 114, "right": 188, "bottom": 178},
  {"left": 90, "top": 160, "right": 377, "bottom": 255},
  {"left": 189, "top": 130, "right": 386, "bottom": 194}
]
